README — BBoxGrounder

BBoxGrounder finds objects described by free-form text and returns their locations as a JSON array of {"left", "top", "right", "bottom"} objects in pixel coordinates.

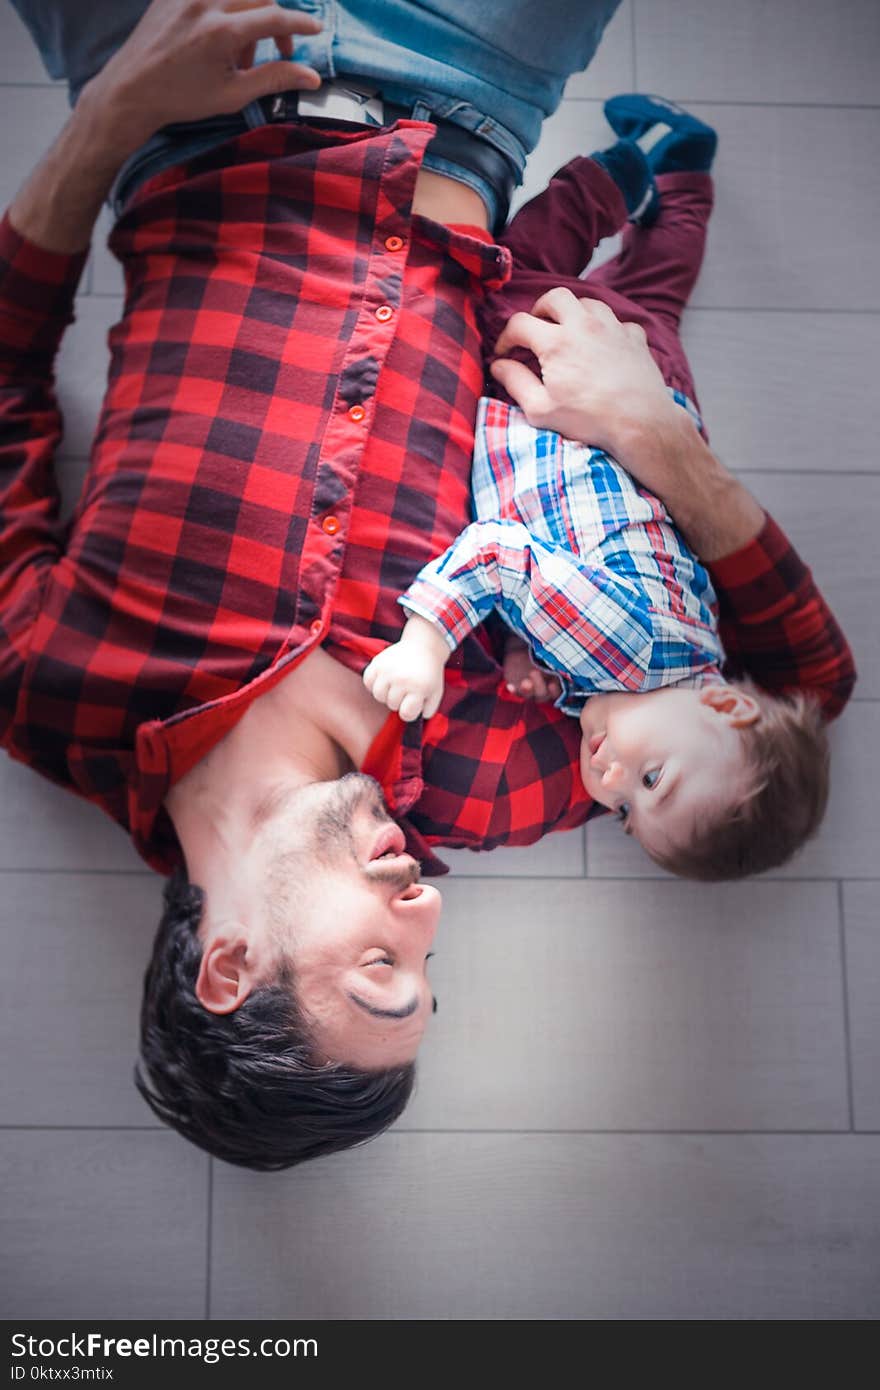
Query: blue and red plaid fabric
[
  {"left": 0, "top": 119, "right": 856, "bottom": 874},
  {"left": 402, "top": 394, "right": 725, "bottom": 713}
]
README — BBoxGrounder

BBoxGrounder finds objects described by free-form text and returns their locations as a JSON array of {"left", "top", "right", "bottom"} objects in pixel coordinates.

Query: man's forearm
[
  {"left": 7, "top": 0, "right": 324, "bottom": 256},
  {"left": 8, "top": 86, "right": 151, "bottom": 255},
  {"left": 615, "top": 410, "right": 766, "bottom": 563},
  {"left": 491, "top": 292, "right": 766, "bottom": 563}
]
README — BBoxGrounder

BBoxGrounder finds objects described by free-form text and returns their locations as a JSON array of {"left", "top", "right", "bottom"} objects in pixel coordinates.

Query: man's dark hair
[{"left": 136, "top": 872, "right": 415, "bottom": 1170}]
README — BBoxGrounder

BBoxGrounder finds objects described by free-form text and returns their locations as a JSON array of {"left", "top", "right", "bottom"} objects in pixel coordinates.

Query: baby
[{"left": 364, "top": 95, "right": 829, "bottom": 879}]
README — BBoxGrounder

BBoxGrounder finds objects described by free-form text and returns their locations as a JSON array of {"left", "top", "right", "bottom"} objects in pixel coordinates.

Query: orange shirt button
[
  {"left": 348, "top": 403, "right": 365, "bottom": 422},
  {"left": 384, "top": 235, "right": 404, "bottom": 252},
  {"left": 322, "top": 515, "right": 340, "bottom": 535},
  {"left": 309, "top": 619, "right": 323, "bottom": 637},
  {"left": 375, "top": 304, "right": 394, "bottom": 322}
]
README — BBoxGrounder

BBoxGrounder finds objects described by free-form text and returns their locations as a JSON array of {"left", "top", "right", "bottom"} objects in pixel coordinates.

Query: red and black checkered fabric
[
  {"left": 0, "top": 119, "right": 855, "bottom": 875},
  {"left": 711, "top": 516, "right": 856, "bottom": 722}
]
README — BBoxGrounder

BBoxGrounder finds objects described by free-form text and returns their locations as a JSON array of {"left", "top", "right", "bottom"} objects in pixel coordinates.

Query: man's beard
[
  {"left": 263, "top": 772, "right": 417, "bottom": 948},
  {"left": 315, "top": 773, "right": 420, "bottom": 891},
  {"left": 313, "top": 771, "right": 389, "bottom": 858}
]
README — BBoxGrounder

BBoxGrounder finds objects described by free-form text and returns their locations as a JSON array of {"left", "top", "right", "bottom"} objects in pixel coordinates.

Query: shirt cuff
[
  {"left": 0, "top": 211, "right": 89, "bottom": 353},
  {"left": 400, "top": 580, "right": 481, "bottom": 651},
  {"left": 707, "top": 513, "right": 809, "bottom": 616}
]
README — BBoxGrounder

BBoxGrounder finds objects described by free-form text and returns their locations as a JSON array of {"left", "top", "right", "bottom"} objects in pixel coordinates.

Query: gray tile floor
[{"left": 1, "top": 0, "right": 878, "bottom": 1322}]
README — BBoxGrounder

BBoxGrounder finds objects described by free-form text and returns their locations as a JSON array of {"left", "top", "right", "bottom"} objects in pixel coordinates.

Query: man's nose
[{"left": 397, "top": 883, "right": 441, "bottom": 937}]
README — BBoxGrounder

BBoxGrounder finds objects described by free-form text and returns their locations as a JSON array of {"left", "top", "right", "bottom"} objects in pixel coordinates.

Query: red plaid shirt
[{"left": 0, "top": 120, "right": 856, "bottom": 874}]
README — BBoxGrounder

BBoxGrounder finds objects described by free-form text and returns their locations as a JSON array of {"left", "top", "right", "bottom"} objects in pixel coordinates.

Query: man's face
[
  {"left": 259, "top": 773, "right": 441, "bottom": 1070},
  {"left": 579, "top": 687, "right": 752, "bottom": 859}
]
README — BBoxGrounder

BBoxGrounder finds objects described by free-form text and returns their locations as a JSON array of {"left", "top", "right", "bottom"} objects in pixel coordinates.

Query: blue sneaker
[
  {"left": 604, "top": 94, "right": 717, "bottom": 174},
  {"left": 591, "top": 138, "right": 658, "bottom": 224}
]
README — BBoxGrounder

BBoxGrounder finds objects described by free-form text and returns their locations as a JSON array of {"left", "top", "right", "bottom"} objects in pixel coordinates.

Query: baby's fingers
[
  {"left": 422, "top": 684, "right": 444, "bottom": 719},
  {"left": 398, "top": 692, "right": 426, "bottom": 723},
  {"left": 383, "top": 681, "right": 408, "bottom": 713},
  {"left": 363, "top": 660, "right": 394, "bottom": 707}
]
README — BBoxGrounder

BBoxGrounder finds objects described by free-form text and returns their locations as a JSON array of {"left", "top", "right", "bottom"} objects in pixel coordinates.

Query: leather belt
[{"left": 260, "top": 81, "right": 517, "bottom": 224}]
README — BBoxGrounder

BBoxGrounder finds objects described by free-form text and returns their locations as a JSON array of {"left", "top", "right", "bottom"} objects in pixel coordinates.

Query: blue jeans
[{"left": 12, "top": 0, "right": 621, "bottom": 222}]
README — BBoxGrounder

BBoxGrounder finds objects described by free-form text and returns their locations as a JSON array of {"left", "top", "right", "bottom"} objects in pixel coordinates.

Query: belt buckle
[
  {"left": 296, "top": 81, "right": 384, "bottom": 126},
  {"left": 269, "top": 94, "right": 291, "bottom": 122}
]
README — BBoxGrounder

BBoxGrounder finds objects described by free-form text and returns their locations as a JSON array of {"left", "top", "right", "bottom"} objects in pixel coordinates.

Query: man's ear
[
  {"left": 195, "top": 934, "right": 255, "bottom": 1015},
  {"left": 699, "top": 683, "right": 761, "bottom": 728}
]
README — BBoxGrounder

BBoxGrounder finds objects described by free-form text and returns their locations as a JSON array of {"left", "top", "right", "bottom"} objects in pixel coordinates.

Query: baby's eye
[
  {"left": 642, "top": 768, "right": 661, "bottom": 789},
  {"left": 616, "top": 801, "right": 630, "bottom": 825}
]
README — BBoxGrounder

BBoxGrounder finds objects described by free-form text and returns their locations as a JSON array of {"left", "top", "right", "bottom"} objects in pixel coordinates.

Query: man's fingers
[
  {"left": 236, "top": 40, "right": 257, "bottom": 70},
  {"left": 232, "top": 58, "right": 321, "bottom": 102},
  {"left": 489, "top": 358, "right": 552, "bottom": 420},
  {"left": 527, "top": 286, "right": 586, "bottom": 325},
  {"left": 531, "top": 288, "right": 619, "bottom": 331},
  {"left": 492, "top": 310, "right": 556, "bottom": 360},
  {"left": 226, "top": 6, "right": 323, "bottom": 46}
]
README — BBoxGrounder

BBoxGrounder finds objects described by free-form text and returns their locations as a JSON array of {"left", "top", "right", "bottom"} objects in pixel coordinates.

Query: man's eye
[
  {"left": 365, "top": 956, "right": 394, "bottom": 967},
  {"left": 642, "top": 769, "right": 661, "bottom": 789},
  {"left": 616, "top": 801, "right": 630, "bottom": 824}
]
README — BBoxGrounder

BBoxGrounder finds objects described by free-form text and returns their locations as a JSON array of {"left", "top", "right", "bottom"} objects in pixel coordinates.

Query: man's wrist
[
  {"left": 7, "top": 79, "right": 152, "bottom": 256},
  {"left": 74, "top": 76, "right": 158, "bottom": 168},
  {"left": 619, "top": 413, "right": 766, "bottom": 562}
]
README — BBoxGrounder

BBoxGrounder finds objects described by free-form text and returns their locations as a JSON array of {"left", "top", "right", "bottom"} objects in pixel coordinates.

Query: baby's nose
[{"left": 601, "top": 761, "right": 625, "bottom": 789}]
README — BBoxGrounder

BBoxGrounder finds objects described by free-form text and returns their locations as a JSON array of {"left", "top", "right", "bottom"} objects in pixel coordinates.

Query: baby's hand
[
  {"left": 363, "top": 615, "right": 450, "bottom": 722},
  {"left": 503, "top": 633, "right": 562, "bottom": 703}
]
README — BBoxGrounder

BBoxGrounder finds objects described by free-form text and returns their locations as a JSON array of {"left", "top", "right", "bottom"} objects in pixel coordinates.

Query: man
[{"left": 1, "top": 0, "right": 854, "bottom": 1168}]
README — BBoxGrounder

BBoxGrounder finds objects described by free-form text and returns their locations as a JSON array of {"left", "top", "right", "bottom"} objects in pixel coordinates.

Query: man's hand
[
  {"left": 9, "top": 0, "right": 323, "bottom": 256},
  {"left": 85, "top": 0, "right": 323, "bottom": 155},
  {"left": 363, "top": 615, "right": 450, "bottom": 723},
  {"left": 490, "top": 287, "right": 765, "bottom": 562},
  {"left": 490, "top": 288, "right": 680, "bottom": 466}
]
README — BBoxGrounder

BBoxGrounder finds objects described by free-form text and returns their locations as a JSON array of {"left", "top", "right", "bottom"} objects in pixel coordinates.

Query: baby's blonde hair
[{"left": 650, "top": 682, "right": 829, "bottom": 881}]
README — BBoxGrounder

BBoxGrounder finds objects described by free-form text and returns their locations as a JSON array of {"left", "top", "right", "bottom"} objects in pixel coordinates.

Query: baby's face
[{"left": 579, "top": 686, "right": 756, "bottom": 858}]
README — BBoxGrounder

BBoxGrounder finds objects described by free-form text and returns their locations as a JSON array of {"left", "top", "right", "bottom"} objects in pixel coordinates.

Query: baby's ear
[{"left": 699, "top": 683, "right": 761, "bottom": 727}]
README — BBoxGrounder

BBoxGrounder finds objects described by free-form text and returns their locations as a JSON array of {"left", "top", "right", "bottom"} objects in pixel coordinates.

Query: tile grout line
[
  {"left": 1, "top": 1124, "right": 878, "bottom": 1137},
  {"left": 0, "top": 868, "right": 155, "bottom": 876},
  {"left": 562, "top": 96, "right": 880, "bottom": 112},
  {"left": 735, "top": 468, "right": 880, "bottom": 477},
  {"left": 0, "top": 1124, "right": 166, "bottom": 1131},
  {"left": 685, "top": 306, "right": 880, "bottom": 315},
  {"left": 837, "top": 879, "right": 857, "bottom": 1132},
  {"left": 205, "top": 1157, "right": 214, "bottom": 1321},
  {"left": 393, "top": 1128, "right": 878, "bottom": 1137}
]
